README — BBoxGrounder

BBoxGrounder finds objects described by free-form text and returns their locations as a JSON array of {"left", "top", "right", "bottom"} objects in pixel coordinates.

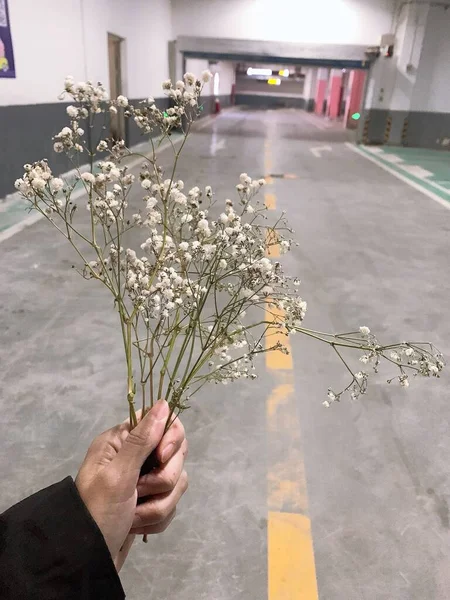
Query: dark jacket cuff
[{"left": 0, "top": 476, "right": 125, "bottom": 600}]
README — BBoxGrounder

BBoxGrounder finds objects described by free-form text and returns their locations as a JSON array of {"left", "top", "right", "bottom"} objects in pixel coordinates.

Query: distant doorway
[{"left": 108, "top": 32, "right": 125, "bottom": 140}]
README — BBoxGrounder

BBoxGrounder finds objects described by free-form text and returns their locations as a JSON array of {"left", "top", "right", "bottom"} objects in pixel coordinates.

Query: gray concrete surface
[{"left": 0, "top": 108, "right": 449, "bottom": 599}]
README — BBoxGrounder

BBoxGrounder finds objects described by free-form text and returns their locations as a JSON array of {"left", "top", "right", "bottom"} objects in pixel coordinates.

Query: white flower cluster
[
  {"left": 62, "top": 76, "right": 109, "bottom": 111},
  {"left": 124, "top": 252, "right": 192, "bottom": 319},
  {"left": 121, "top": 171, "right": 302, "bottom": 330},
  {"left": 53, "top": 123, "right": 85, "bottom": 154},
  {"left": 323, "top": 329, "right": 444, "bottom": 407},
  {"left": 85, "top": 161, "right": 135, "bottom": 225},
  {"left": 125, "top": 71, "right": 211, "bottom": 135},
  {"left": 15, "top": 161, "right": 64, "bottom": 216}
]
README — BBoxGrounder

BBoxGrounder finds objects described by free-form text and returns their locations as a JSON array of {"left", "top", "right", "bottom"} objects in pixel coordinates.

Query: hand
[{"left": 75, "top": 400, "right": 188, "bottom": 571}]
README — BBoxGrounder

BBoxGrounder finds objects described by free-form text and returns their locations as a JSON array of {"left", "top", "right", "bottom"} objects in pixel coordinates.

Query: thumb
[{"left": 115, "top": 399, "right": 170, "bottom": 472}]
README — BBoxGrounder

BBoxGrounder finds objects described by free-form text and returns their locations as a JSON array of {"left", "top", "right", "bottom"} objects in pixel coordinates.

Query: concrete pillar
[
  {"left": 344, "top": 70, "right": 366, "bottom": 129},
  {"left": 327, "top": 69, "right": 343, "bottom": 119},
  {"left": 359, "top": 2, "right": 432, "bottom": 144},
  {"left": 303, "top": 68, "right": 318, "bottom": 112},
  {"left": 314, "top": 68, "right": 328, "bottom": 116}
]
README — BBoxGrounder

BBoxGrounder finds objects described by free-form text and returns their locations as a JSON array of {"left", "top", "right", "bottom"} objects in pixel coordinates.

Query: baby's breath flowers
[
  {"left": 15, "top": 74, "right": 444, "bottom": 426},
  {"left": 319, "top": 326, "right": 444, "bottom": 407}
]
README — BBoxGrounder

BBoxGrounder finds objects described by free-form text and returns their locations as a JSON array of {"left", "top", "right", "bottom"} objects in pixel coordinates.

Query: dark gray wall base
[
  {"left": 360, "top": 109, "right": 450, "bottom": 149},
  {"left": 235, "top": 94, "right": 306, "bottom": 109},
  {"left": 306, "top": 98, "right": 315, "bottom": 112},
  {"left": 405, "top": 112, "right": 450, "bottom": 149},
  {"left": 388, "top": 111, "right": 409, "bottom": 145},
  {"left": 199, "top": 94, "right": 232, "bottom": 117},
  {"left": 126, "top": 97, "right": 171, "bottom": 148},
  {"left": 362, "top": 109, "right": 388, "bottom": 145},
  {"left": 0, "top": 94, "right": 231, "bottom": 199},
  {"left": 0, "top": 102, "right": 75, "bottom": 200}
]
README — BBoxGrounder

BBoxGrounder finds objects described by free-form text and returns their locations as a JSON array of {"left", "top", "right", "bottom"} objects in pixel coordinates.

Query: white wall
[
  {"left": 172, "top": 0, "right": 396, "bottom": 46},
  {"left": 123, "top": 0, "right": 174, "bottom": 99},
  {"left": 303, "top": 69, "right": 318, "bottom": 101},
  {"left": 412, "top": 5, "right": 450, "bottom": 113},
  {"left": 1, "top": 0, "right": 173, "bottom": 106},
  {"left": 213, "top": 61, "right": 235, "bottom": 97},
  {"left": 1, "top": 0, "right": 86, "bottom": 105},
  {"left": 185, "top": 58, "right": 210, "bottom": 90},
  {"left": 185, "top": 58, "right": 235, "bottom": 97},
  {"left": 364, "top": 2, "right": 450, "bottom": 114}
]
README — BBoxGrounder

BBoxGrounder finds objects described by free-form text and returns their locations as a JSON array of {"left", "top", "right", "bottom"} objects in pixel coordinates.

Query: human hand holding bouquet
[
  {"left": 15, "top": 72, "right": 444, "bottom": 453},
  {"left": 76, "top": 399, "right": 187, "bottom": 565}
]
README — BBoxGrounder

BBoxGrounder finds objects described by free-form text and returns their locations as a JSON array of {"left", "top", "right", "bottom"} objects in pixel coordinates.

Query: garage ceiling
[{"left": 178, "top": 36, "right": 373, "bottom": 69}]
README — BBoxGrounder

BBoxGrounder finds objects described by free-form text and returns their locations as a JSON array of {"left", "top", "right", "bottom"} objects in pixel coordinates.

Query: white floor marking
[
  {"left": 424, "top": 179, "right": 450, "bottom": 196},
  {"left": 382, "top": 154, "right": 405, "bottom": 164},
  {"left": 399, "top": 164, "right": 433, "bottom": 178},
  {"left": 346, "top": 143, "right": 450, "bottom": 211},
  {"left": 310, "top": 145, "right": 332, "bottom": 158},
  {"left": 360, "top": 144, "right": 450, "bottom": 196},
  {"left": 365, "top": 147, "right": 385, "bottom": 154},
  {"left": 0, "top": 114, "right": 219, "bottom": 245}
]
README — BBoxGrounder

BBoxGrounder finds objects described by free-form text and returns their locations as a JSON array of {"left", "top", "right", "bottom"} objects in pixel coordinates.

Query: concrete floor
[{"left": 1, "top": 108, "right": 449, "bottom": 599}]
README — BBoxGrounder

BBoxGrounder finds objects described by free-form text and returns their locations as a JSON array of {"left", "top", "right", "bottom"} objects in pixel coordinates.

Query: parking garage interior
[{"left": 1, "top": 1, "right": 450, "bottom": 599}]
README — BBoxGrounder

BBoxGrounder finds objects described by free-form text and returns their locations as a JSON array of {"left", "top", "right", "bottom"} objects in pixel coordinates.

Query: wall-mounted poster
[{"left": 0, "top": 0, "right": 15, "bottom": 78}]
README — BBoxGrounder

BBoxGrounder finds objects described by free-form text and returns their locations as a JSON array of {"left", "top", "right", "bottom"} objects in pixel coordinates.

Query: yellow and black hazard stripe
[
  {"left": 362, "top": 116, "right": 370, "bottom": 144},
  {"left": 401, "top": 117, "right": 409, "bottom": 146},
  {"left": 384, "top": 115, "right": 392, "bottom": 144}
]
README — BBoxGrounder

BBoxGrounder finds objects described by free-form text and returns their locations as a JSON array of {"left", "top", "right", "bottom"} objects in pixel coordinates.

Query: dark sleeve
[{"left": 0, "top": 476, "right": 125, "bottom": 600}]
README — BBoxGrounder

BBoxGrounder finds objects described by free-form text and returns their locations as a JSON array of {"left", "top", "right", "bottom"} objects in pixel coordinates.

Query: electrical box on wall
[{"left": 380, "top": 33, "right": 395, "bottom": 58}]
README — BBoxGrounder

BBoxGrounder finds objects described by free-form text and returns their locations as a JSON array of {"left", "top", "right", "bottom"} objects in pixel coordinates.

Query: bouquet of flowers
[{"left": 14, "top": 71, "right": 444, "bottom": 435}]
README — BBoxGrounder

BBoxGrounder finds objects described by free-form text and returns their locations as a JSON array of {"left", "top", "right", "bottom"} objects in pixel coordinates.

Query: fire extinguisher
[{"left": 215, "top": 97, "right": 221, "bottom": 114}]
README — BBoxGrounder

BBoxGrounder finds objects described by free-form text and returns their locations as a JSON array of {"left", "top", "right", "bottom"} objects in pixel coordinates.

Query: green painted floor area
[
  {"left": 0, "top": 169, "right": 93, "bottom": 234},
  {"left": 0, "top": 136, "right": 180, "bottom": 236},
  {"left": 0, "top": 199, "right": 31, "bottom": 233},
  {"left": 360, "top": 145, "right": 450, "bottom": 204}
]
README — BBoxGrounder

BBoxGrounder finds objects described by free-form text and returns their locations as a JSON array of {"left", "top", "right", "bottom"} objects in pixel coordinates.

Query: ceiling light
[{"left": 247, "top": 67, "right": 272, "bottom": 76}]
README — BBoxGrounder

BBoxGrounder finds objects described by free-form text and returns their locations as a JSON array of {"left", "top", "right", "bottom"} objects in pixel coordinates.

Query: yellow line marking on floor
[
  {"left": 265, "top": 372, "right": 319, "bottom": 599},
  {"left": 268, "top": 512, "right": 319, "bottom": 599},
  {"left": 265, "top": 151, "right": 272, "bottom": 175},
  {"left": 263, "top": 135, "right": 319, "bottom": 597},
  {"left": 267, "top": 382, "right": 292, "bottom": 418},
  {"left": 267, "top": 378, "right": 309, "bottom": 514},
  {"left": 265, "top": 303, "right": 293, "bottom": 370},
  {"left": 265, "top": 192, "right": 277, "bottom": 210}
]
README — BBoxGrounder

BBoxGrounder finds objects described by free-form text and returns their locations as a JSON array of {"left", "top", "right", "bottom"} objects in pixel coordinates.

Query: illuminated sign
[{"left": 247, "top": 67, "right": 272, "bottom": 76}]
